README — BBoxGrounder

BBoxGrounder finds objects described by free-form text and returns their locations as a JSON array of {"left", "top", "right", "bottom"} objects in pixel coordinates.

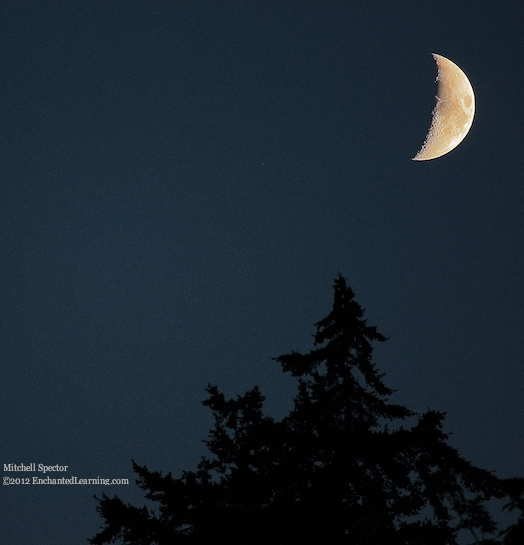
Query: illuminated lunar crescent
[{"left": 412, "top": 54, "right": 475, "bottom": 161}]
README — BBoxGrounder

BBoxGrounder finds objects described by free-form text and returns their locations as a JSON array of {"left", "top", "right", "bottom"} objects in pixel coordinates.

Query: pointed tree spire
[{"left": 276, "top": 274, "right": 412, "bottom": 435}]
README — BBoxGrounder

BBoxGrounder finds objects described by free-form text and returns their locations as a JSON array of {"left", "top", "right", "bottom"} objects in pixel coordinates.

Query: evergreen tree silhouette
[{"left": 90, "top": 275, "right": 520, "bottom": 545}]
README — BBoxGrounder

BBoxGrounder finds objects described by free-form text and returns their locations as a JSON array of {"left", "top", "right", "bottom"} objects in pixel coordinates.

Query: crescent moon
[{"left": 412, "top": 54, "right": 475, "bottom": 161}]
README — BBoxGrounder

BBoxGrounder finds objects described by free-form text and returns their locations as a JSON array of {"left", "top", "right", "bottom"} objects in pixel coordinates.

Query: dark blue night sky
[{"left": 1, "top": 2, "right": 522, "bottom": 543}]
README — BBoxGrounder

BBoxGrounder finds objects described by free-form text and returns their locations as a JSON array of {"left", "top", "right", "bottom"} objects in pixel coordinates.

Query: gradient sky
[{"left": 1, "top": 2, "right": 522, "bottom": 543}]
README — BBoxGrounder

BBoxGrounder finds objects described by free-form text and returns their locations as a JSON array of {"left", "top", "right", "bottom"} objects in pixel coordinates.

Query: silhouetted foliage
[
  {"left": 497, "top": 478, "right": 524, "bottom": 545},
  {"left": 90, "top": 275, "right": 522, "bottom": 544}
]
